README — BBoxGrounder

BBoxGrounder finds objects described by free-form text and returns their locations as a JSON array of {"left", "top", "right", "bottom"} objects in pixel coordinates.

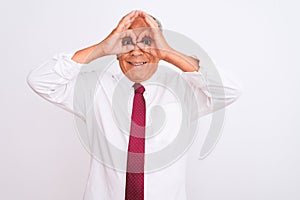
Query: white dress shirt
[{"left": 27, "top": 52, "right": 241, "bottom": 200}]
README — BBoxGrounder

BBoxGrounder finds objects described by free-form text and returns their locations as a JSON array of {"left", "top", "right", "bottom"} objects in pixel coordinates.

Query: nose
[{"left": 130, "top": 44, "right": 143, "bottom": 56}]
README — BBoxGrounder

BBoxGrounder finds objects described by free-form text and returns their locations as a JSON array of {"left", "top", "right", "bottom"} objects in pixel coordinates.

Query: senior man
[{"left": 27, "top": 10, "right": 240, "bottom": 200}]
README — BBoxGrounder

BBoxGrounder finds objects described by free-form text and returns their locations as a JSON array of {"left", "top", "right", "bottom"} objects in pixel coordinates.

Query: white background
[{"left": 1, "top": 0, "right": 299, "bottom": 199}]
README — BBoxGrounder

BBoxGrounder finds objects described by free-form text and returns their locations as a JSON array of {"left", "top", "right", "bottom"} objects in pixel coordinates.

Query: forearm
[
  {"left": 72, "top": 42, "right": 107, "bottom": 64},
  {"left": 162, "top": 48, "right": 200, "bottom": 72}
]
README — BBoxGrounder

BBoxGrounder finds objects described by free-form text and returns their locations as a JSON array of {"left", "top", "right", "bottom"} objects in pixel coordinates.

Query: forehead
[{"left": 129, "top": 16, "right": 150, "bottom": 30}]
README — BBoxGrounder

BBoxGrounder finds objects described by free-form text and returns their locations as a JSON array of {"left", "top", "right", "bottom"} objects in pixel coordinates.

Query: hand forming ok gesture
[
  {"left": 135, "top": 11, "right": 172, "bottom": 60},
  {"left": 100, "top": 11, "right": 139, "bottom": 56},
  {"left": 101, "top": 10, "right": 172, "bottom": 60}
]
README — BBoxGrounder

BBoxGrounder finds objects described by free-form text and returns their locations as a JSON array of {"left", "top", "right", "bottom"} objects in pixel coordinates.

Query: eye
[
  {"left": 142, "top": 37, "right": 151, "bottom": 46},
  {"left": 122, "top": 37, "right": 133, "bottom": 45},
  {"left": 143, "top": 39, "right": 151, "bottom": 45}
]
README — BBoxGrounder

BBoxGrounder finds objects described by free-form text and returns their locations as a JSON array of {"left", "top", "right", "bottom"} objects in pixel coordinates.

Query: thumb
[
  {"left": 120, "top": 45, "right": 135, "bottom": 54},
  {"left": 136, "top": 43, "right": 150, "bottom": 53}
]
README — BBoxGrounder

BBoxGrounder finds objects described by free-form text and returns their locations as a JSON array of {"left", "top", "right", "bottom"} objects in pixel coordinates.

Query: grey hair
[{"left": 150, "top": 15, "right": 163, "bottom": 32}]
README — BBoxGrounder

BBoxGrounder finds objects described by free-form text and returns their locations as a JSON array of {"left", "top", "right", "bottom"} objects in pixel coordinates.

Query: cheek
[
  {"left": 118, "top": 56, "right": 131, "bottom": 71},
  {"left": 118, "top": 60, "right": 128, "bottom": 74},
  {"left": 144, "top": 63, "right": 158, "bottom": 74},
  {"left": 146, "top": 54, "right": 159, "bottom": 64}
]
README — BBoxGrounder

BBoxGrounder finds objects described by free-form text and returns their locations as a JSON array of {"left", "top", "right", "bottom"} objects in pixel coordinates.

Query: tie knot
[{"left": 133, "top": 83, "right": 145, "bottom": 94}]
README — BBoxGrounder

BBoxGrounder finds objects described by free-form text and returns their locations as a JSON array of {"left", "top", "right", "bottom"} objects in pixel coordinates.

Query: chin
[{"left": 126, "top": 72, "right": 152, "bottom": 82}]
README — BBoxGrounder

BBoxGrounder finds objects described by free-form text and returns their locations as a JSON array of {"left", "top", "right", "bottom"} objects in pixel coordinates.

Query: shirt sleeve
[
  {"left": 27, "top": 53, "right": 87, "bottom": 122},
  {"left": 181, "top": 65, "right": 242, "bottom": 118}
]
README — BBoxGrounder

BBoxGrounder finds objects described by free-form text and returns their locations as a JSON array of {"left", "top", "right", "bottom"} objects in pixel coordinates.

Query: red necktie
[{"left": 125, "top": 83, "right": 146, "bottom": 200}]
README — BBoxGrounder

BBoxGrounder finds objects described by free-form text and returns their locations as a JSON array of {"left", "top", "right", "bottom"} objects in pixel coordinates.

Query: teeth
[{"left": 129, "top": 62, "right": 147, "bottom": 66}]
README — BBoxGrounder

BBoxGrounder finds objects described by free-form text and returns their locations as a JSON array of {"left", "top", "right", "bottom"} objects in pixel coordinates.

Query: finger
[
  {"left": 136, "top": 29, "right": 149, "bottom": 42},
  {"left": 144, "top": 15, "right": 159, "bottom": 28},
  {"left": 136, "top": 42, "right": 149, "bottom": 52},
  {"left": 116, "top": 11, "right": 138, "bottom": 32},
  {"left": 116, "top": 44, "right": 135, "bottom": 58},
  {"left": 120, "top": 29, "right": 136, "bottom": 40},
  {"left": 122, "top": 18, "right": 136, "bottom": 30},
  {"left": 123, "top": 10, "right": 139, "bottom": 25},
  {"left": 137, "top": 43, "right": 158, "bottom": 58},
  {"left": 136, "top": 10, "right": 148, "bottom": 18},
  {"left": 123, "top": 29, "right": 137, "bottom": 44},
  {"left": 121, "top": 10, "right": 137, "bottom": 23},
  {"left": 121, "top": 45, "right": 135, "bottom": 54},
  {"left": 136, "top": 42, "right": 155, "bottom": 53},
  {"left": 138, "top": 11, "right": 153, "bottom": 26},
  {"left": 137, "top": 10, "right": 148, "bottom": 18},
  {"left": 138, "top": 11, "right": 159, "bottom": 28}
]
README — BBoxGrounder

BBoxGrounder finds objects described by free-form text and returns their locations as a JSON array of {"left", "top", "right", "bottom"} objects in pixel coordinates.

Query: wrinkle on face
[{"left": 118, "top": 16, "right": 159, "bottom": 83}]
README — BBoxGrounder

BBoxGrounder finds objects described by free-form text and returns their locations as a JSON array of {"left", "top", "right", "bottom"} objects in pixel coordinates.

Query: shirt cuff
[
  {"left": 181, "top": 70, "right": 212, "bottom": 107},
  {"left": 53, "top": 52, "right": 83, "bottom": 80},
  {"left": 181, "top": 70, "right": 209, "bottom": 91}
]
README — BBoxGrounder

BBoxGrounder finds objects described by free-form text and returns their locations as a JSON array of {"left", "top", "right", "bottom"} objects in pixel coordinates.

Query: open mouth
[{"left": 127, "top": 61, "right": 147, "bottom": 66}]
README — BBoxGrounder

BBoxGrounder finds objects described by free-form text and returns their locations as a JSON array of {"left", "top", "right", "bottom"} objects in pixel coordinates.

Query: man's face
[{"left": 117, "top": 17, "right": 160, "bottom": 83}]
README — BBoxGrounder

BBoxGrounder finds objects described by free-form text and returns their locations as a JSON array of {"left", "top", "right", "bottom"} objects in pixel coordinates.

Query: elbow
[
  {"left": 26, "top": 68, "right": 38, "bottom": 92},
  {"left": 214, "top": 84, "right": 243, "bottom": 110},
  {"left": 232, "top": 83, "right": 243, "bottom": 103},
  {"left": 26, "top": 68, "right": 53, "bottom": 98},
  {"left": 224, "top": 83, "right": 243, "bottom": 108}
]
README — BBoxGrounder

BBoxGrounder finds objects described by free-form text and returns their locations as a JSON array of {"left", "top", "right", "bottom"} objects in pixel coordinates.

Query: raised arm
[
  {"left": 135, "top": 11, "right": 199, "bottom": 72},
  {"left": 72, "top": 10, "right": 139, "bottom": 64},
  {"left": 27, "top": 11, "right": 140, "bottom": 120},
  {"left": 136, "top": 11, "right": 241, "bottom": 117}
]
